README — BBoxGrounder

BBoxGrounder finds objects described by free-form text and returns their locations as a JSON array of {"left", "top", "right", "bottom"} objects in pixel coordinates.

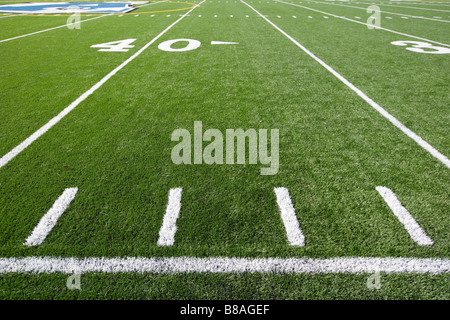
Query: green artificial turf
[{"left": 0, "top": 0, "right": 448, "bottom": 299}]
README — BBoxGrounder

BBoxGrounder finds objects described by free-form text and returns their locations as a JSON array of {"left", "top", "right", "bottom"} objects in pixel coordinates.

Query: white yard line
[
  {"left": 307, "top": 0, "right": 450, "bottom": 23},
  {"left": 157, "top": 188, "right": 183, "bottom": 246},
  {"left": 0, "top": 0, "right": 169, "bottom": 44},
  {"left": 275, "top": 1, "right": 450, "bottom": 47},
  {"left": 0, "top": 256, "right": 448, "bottom": 274},
  {"left": 242, "top": 0, "right": 450, "bottom": 169},
  {"left": 0, "top": 1, "right": 204, "bottom": 170},
  {"left": 274, "top": 188, "right": 305, "bottom": 246},
  {"left": 24, "top": 188, "right": 78, "bottom": 247},
  {"left": 0, "top": 14, "right": 111, "bottom": 43},
  {"left": 376, "top": 187, "right": 434, "bottom": 246},
  {"left": 356, "top": 2, "right": 450, "bottom": 12},
  {"left": 0, "top": 14, "right": 19, "bottom": 19}
]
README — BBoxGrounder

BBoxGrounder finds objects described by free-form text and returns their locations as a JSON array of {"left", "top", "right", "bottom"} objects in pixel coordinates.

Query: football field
[{"left": 0, "top": 0, "right": 449, "bottom": 300}]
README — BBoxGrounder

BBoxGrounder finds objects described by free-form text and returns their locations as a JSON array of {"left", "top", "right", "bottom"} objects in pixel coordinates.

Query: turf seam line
[
  {"left": 0, "top": 256, "right": 448, "bottom": 274},
  {"left": 23, "top": 188, "right": 78, "bottom": 247},
  {"left": 376, "top": 186, "right": 434, "bottom": 246},
  {"left": 243, "top": 0, "right": 450, "bottom": 168},
  {"left": 308, "top": 0, "right": 450, "bottom": 22},
  {"left": 0, "top": 1, "right": 169, "bottom": 44},
  {"left": 274, "top": 187, "right": 305, "bottom": 246},
  {"left": 275, "top": 1, "right": 450, "bottom": 47},
  {"left": 157, "top": 188, "right": 183, "bottom": 246},
  {"left": 0, "top": 0, "right": 205, "bottom": 170}
]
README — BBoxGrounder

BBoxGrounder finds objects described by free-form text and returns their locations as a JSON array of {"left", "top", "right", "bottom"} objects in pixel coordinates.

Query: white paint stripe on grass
[
  {"left": 24, "top": 188, "right": 78, "bottom": 247},
  {"left": 0, "top": 0, "right": 169, "bottom": 44},
  {"left": 0, "top": 1, "right": 204, "bottom": 170},
  {"left": 275, "top": 0, "right": 450, "bottom": 47},
  {"left": 308, "top": 0, "right": 450, "bottom": 22},
  {"left": 0, "top": 256, "right": 448, "bottom": 274},
  {"left": 376, "top": 186, "right": 434, "bottom": 246},
  {"left": 274, "top": 187, "right": 305, "bottom": 246},
  {"left": 0, "top": 14, "right": 111, "bottom": 43},
  {"left": 0, "top": 14, "right": 19, "bottom": 19},
  {"left": 243, "top": 0, "right": 450, "bottom": 168},
  {"left": 363, "top": 2, "right": 450, "bottom": 12},
  {"left": 157, "top": 188, "right": 183, "bottom": 246}
]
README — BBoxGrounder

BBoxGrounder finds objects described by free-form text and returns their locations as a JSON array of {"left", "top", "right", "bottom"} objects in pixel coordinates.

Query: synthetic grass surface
[{"left": 0, "top": 0, "right": 448, "bottom": 299}]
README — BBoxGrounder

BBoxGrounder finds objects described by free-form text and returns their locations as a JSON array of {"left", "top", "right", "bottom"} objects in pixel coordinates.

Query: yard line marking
[
  {"left": 0, "top": 1, "right": 169, "bottom": 44},
  {"left": 307, "top": 0, "right": 450, "bottom": 22},
  {"left": 0, "top": 14, "right": 111, "bottom": 43},
  {"left": 364, "top": 2, "right": 450, "bottom": 12},
  {"left": 376, "top": 187, "right": 434, "bottom": 246},
  {"left": 0, "top": 256, "right": 448, "bottom": 274},
  {"left": 0, "top": 1, "right": 205, "bottom": 170},
  {"left": 24, "top": 188, "right": 78, "bottom": 247},
  {"left": 275, "top": 1, "right": 450, "bottom": 47},
  {"left": 274, "top": 188, "right": 305, "bottom": 246},
  {"left": 0, "top": 14, "right": 19, "bottom": 19},
  {"left": 242, "top": 0, "right": 450, "bottom": 168},
  {"left": 157, "top": 188, "right": 183, "bottom": 246}
]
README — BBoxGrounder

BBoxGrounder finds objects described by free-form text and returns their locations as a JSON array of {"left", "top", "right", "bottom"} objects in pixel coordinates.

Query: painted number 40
[
  {"left": 90, "top": 39, "right": 137, "bottom": 52},
  {"left": 90, "top": 38, "right": 201, "bottom": 52}
]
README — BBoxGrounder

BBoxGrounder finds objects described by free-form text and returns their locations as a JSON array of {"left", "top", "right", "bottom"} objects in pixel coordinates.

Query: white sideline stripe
[
  {"left": 308, "top": 0, "right": 450, "bottom": 23},
  {"left": 24, "top": 188, "right": 78, "bottom": 247},
  {"left": 275, "top": 1, "right": 450, "bottom": 47},
  {"left": 274, "top": 188, "right": 305, "bottom": 246},
  {"left": 0, "top": 256, "right": 448, "bottom": 274},
  {"left": 243, "top": 0, "right": 450, "bottom": 169},
  {"left": 0, "top": 1, "right": 169, "bottom": 44},
  {"left": 376, "top": 187, "right": 434, "bottom": 246},
  {"left": 157, "top": 188, "right": 183, "bottom": 246},
  {"left": 0, "top": 1, "right": 204, "bottom": 170}
]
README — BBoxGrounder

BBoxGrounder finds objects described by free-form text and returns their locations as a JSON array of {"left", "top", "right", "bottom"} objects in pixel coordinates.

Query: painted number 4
[
  {"left": 91, "top": 39, "right": 137, "bottom": 52},
  {"left": 391, "top": 40, "right": 450, "bottom": 54}
]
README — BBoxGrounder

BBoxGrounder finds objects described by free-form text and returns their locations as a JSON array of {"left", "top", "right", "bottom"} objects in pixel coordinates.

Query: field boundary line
[
  {"left": 308, "top": 0, "right": 450, "bottom": 23},
  {"left": 242, "top": 0, "right": 450, "bottom": 168},
  {"left": 0, "top": 256, "right": 448, "bottom": 274},
  {"left": 0, "top": 1, "right": 169, "bottom": 44},
  {"left": 0, "top": 0, "right": 204, "bottom": 169},
  {"left": 275, "top": 1, "right": 450, "bottom": 47}
]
